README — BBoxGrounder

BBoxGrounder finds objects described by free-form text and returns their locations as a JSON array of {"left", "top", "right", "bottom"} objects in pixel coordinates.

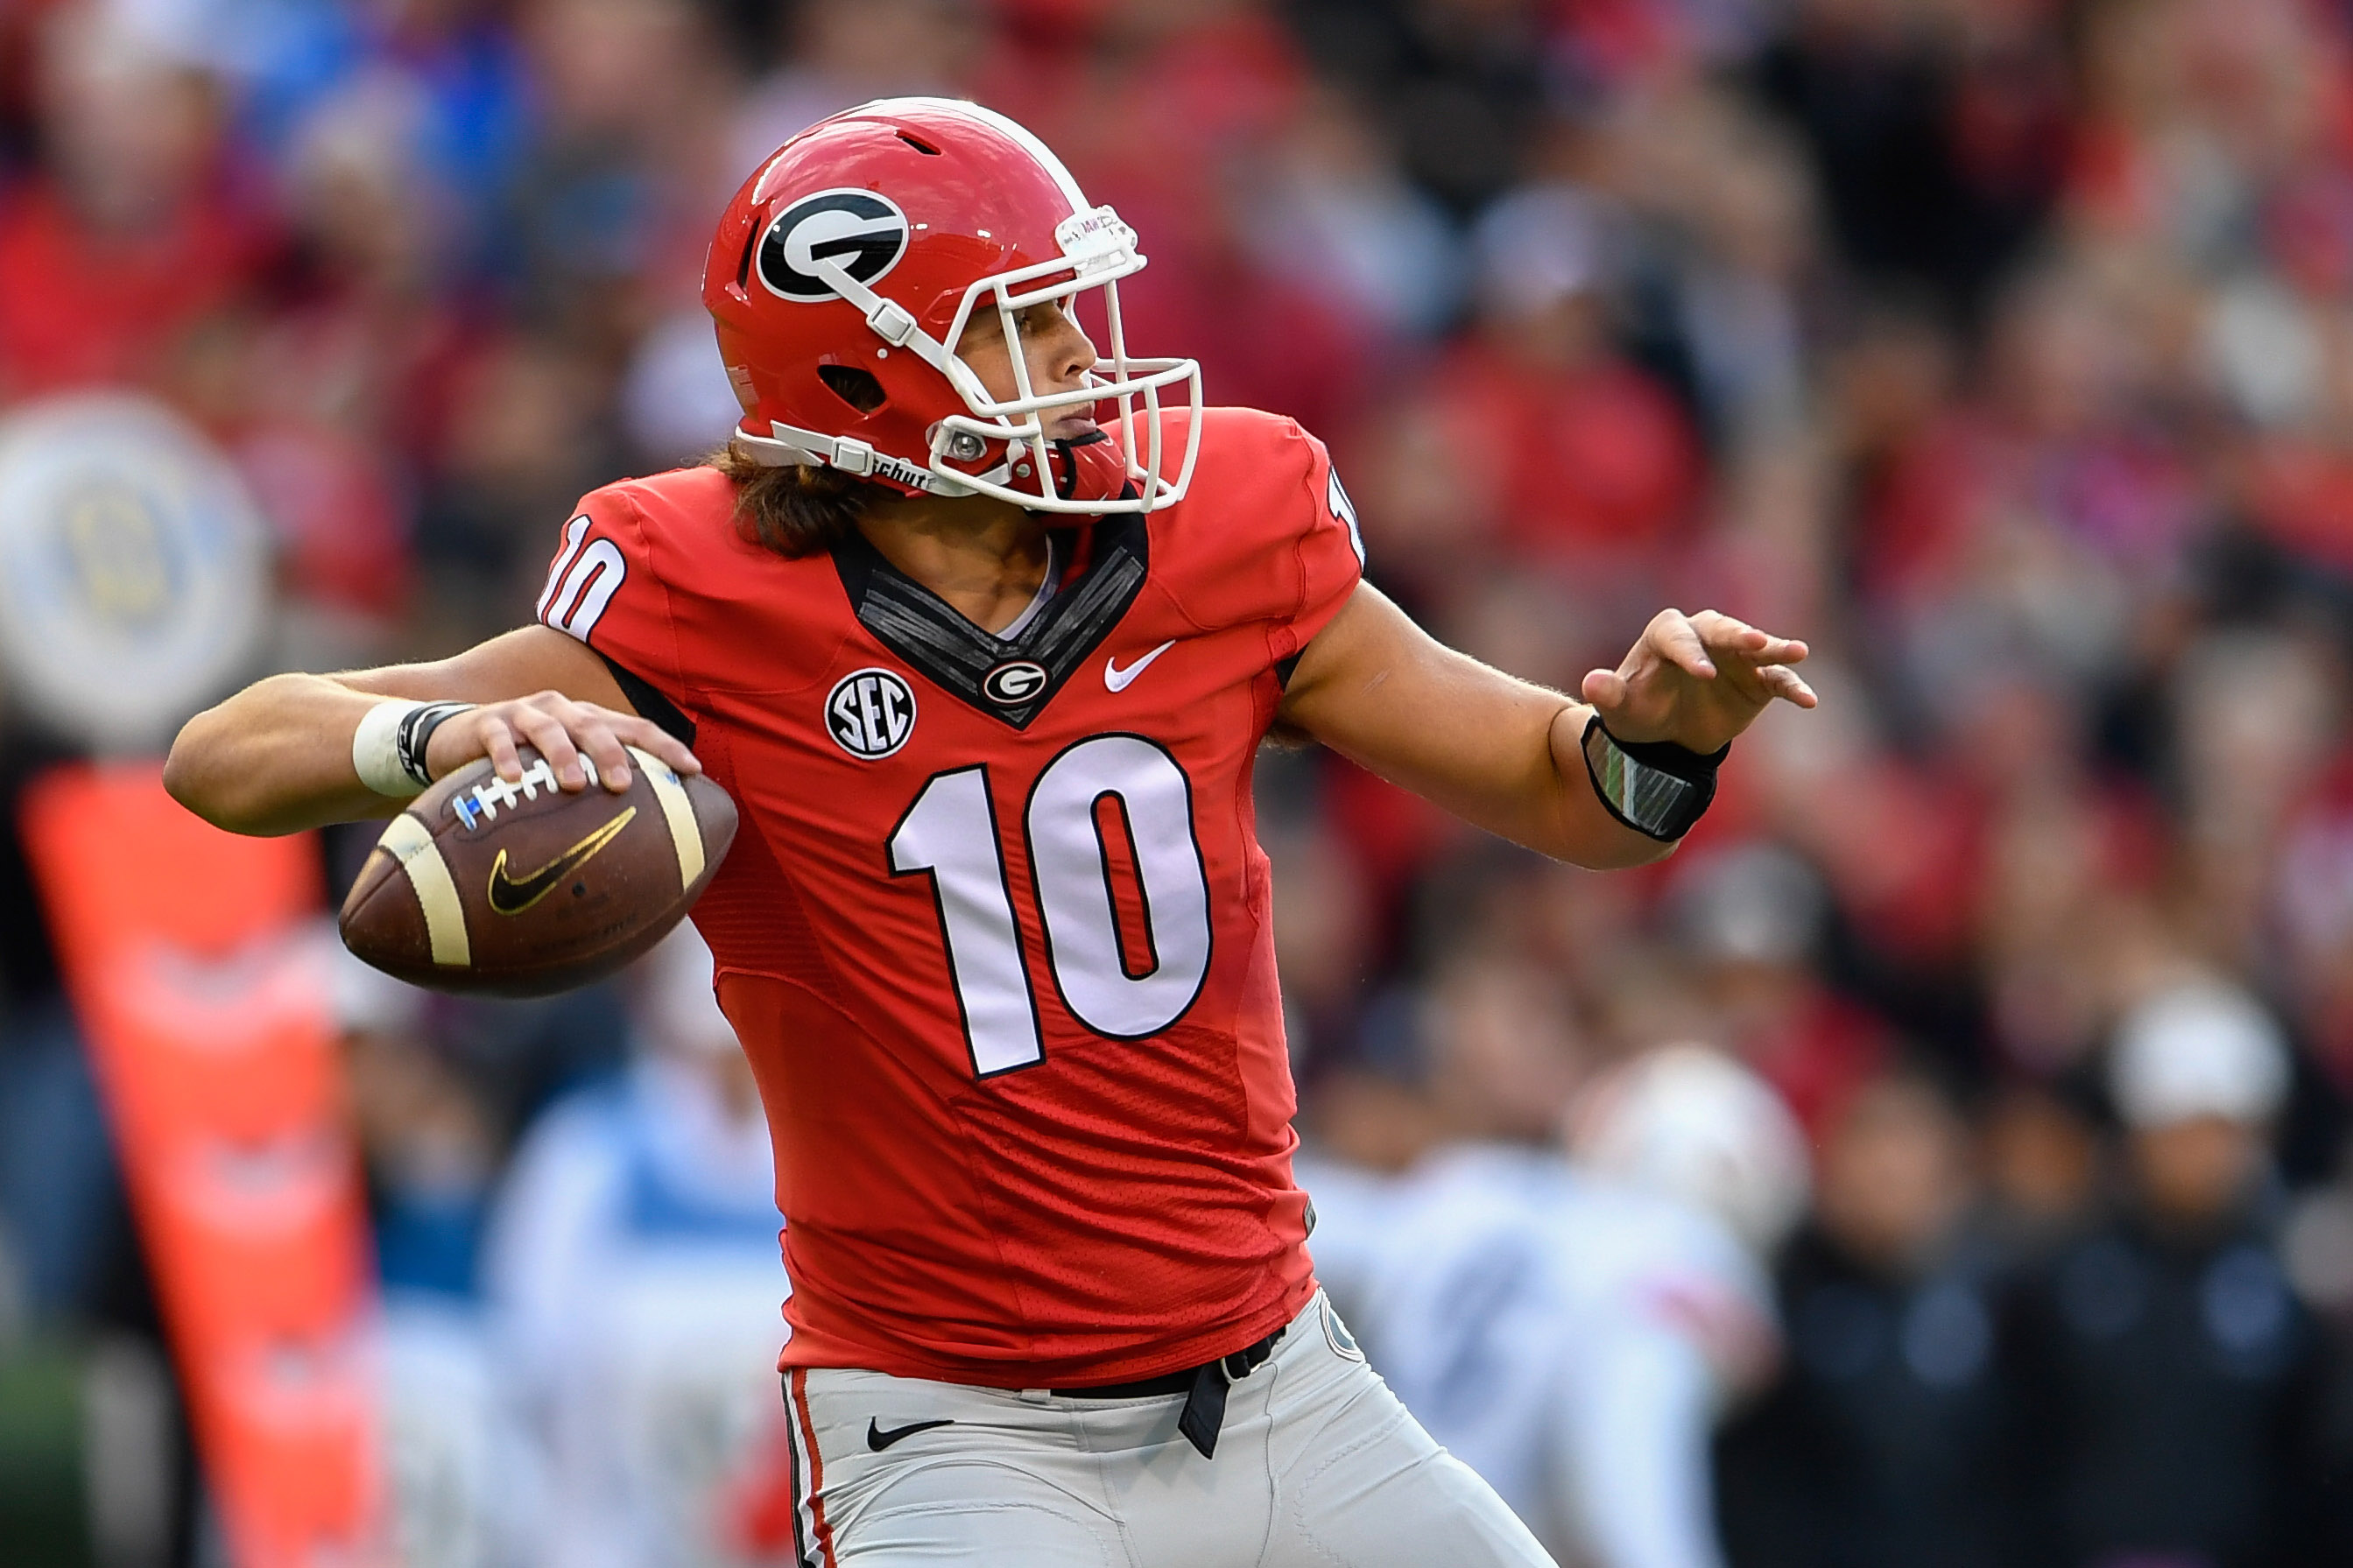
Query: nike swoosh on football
[
  {"left": 867, "top": 1417, "right": 955, "bottom": 1452},
  {"left": 484, "top": 806, "right": 638, "bottom": 916},
  {"left": 1104, "top": 640, "right": 1177, "bottom": 693}
]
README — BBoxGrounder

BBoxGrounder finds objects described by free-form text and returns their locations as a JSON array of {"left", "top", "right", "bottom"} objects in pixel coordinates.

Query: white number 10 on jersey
[{"left": 887, "top": 734, "right": 1213, "bottom": 1077}]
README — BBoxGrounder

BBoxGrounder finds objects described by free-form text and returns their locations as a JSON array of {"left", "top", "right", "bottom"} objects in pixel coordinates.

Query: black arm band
[
  {"left": 396, "top": 701, "right": 475, "bottom": 787},
  {"left": 1579, "top": 715, "right": 1728, "bottom": 842}
]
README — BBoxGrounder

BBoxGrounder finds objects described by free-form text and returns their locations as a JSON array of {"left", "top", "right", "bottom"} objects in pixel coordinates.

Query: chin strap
[
  {"left": 729, "top": 419, "right": 1014, "bottom": 498},
  {"left": 731, "top": 420, "right": 1136, "bottom": 513}
]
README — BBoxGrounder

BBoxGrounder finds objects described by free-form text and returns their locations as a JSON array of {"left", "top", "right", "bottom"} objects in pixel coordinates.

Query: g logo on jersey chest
[
  {"left": 827, "top": 668, "right": 918, "bottom": 758},
  {"left": 980, "top": 660, "right": 1048, "bottom": 707}
]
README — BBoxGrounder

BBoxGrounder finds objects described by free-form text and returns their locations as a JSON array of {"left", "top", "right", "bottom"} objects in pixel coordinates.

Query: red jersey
[{"left": 535, "top": 407, "right": 1364, "bottom": 1386}]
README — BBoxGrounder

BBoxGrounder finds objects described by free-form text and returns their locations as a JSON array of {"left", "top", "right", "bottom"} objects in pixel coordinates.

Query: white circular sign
[{"left": 0, "top": 393, "right": 271, "bottom": 754}]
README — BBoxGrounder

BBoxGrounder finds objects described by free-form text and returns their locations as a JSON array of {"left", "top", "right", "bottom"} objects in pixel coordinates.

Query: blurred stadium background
[{"left": 4, "top": 0, "right": 2353, "bottom": 1563}]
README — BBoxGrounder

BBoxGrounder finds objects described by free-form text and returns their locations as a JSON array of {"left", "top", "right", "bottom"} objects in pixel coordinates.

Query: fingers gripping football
[{"left": 425, "top": 691, "right": 701, "bottom": 793}]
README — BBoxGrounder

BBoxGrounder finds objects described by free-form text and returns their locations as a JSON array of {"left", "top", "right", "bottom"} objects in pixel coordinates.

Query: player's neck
[{"left": 855, "top": 494, "right": 1054, "bottom": 637}]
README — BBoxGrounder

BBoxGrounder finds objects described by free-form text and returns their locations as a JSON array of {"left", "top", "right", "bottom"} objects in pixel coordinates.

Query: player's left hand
[{"left": 1580, "top": 609, "right": 1815, "bottom": 755}]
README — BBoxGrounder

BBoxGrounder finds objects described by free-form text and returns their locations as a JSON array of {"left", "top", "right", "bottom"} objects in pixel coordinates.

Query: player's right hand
[{"left": 424, "top": 690, "right": 701, "bottom": 795}]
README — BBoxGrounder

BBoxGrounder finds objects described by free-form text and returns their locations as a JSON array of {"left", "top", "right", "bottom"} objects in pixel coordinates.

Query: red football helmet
[{"left": 702, "top": 97, "right": 1202, "bottom": 514}]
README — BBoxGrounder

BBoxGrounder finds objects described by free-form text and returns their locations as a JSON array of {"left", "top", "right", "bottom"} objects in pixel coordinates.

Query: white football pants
[{"left": 778, "top": 1291, "right": 1556, "bottom": 1568}]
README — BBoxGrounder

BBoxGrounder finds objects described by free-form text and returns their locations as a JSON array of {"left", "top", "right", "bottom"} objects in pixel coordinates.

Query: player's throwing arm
[
  {"left": 1279, "top": 590, "right": 1813, "bottom": 867},
  {"left": 166, "top": 627, "right": 700, "bottom": 838}
]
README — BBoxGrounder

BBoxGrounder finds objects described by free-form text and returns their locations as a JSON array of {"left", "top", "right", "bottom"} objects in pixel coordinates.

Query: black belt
[{"left": 1052, "top": 1326, "right": 1284, "bottom": 1459}]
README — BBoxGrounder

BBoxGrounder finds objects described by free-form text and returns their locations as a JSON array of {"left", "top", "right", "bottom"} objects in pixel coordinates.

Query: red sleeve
[
  {"left": 1145, "top": 409, "right": 1367, "bottom": 657},
  {"left": 532, "top": 485, "right": 687, "bottom": 701},
  {"left": 1274, "top": 425, "right": 1366, "bottom": 662}
]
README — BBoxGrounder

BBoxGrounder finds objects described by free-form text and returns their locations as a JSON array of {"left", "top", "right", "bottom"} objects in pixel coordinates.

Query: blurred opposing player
[
  {"left": 1305, "top": 1047, "right": 1804, "bottom": 1568},
  {"left": 485, "top": 925, "right": 789, "bottom": 1568},
  {"left": 166, "top": 98, "right": 1815, "bottom": 1567}
]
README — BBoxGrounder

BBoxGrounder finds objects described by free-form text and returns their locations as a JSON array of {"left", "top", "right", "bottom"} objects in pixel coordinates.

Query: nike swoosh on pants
[{"left": 867, "top": 1417, "right": 956, "bottom": 1452}]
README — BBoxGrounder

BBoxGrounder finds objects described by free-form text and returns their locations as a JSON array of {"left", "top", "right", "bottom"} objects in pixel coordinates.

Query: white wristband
[{"left": 352, "top": 700, "right": 428, "bottom": 798}]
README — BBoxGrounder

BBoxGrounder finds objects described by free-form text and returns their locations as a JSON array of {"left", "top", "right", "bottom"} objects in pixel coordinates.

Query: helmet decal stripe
[{"left": 844, "top": 96, "right": 1088, "bottom": 213}]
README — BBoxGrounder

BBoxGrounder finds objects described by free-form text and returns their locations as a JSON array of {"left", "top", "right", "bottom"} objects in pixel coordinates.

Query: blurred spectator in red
[
  {"left": 1437, "top": 181, "right": 1702, "bottom": 578},
  {"left": 1863, "top": 264, "right": 2206, "bottom": 716},
  {"left": 2066, "top": 0, "right": 2335, "bottom": 272},
  {"left": 1741, "top": 675, "right": 1984, "bottom": 1056},
  {"left": 979, "top": 1, "right": 1373, "bottom": 432},
  {"left": 0, "top": 6, "right": 277, "bottom": 404},
  {"left": 205, "top": 75, "right": 474, "bottom": 641},
  {"left": 2009, "top": 978, "right": 2329, "bottom": 1568}
]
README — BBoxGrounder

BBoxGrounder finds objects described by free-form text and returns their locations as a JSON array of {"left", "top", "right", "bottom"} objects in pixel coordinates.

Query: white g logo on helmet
[{"left": 758, "top": 189, "right": 911, "bottom": 303}]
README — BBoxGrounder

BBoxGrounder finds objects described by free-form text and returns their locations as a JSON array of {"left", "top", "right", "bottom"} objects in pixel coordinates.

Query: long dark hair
[{"left": 705, "top": 442, "right": 893, "bottom": 559}]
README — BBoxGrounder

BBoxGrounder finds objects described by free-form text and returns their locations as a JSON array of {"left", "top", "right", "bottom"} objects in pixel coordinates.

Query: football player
[
  {"left": 485, "top": 925, "right": 788, "bottom": 1568},
  {"left": 1301, "top": 1047, "right": 1807, "bottom": 1568},
  {"left": 166, "top": 98, "right": 1815, "bottom": 1568}
]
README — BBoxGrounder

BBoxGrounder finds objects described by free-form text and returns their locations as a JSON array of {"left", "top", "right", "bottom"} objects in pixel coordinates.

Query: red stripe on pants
[{"left": 790, "top": 1369, "right": 842, "bottom": 1568}]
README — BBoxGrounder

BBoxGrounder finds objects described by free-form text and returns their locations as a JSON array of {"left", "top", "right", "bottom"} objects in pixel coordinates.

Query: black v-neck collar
[{"left": 830, "top": 512, "right": 1150, "bottom": 728}]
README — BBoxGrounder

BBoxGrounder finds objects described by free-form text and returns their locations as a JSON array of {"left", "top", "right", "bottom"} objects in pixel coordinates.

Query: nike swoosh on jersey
[
  {"left": 484, "top": 806, "right": 638, "bottom": 916},
  {"left": 867, "top": 1417, "right": 955, "bottom": 1452},
  {"left": 1104, "top": 640, "right": 1177, "bottom": 693}
]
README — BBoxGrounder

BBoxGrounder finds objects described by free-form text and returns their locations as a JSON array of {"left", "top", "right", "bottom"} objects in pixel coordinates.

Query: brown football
[{"left": 338, "top": 745, "right": 736, "bottom": 997}]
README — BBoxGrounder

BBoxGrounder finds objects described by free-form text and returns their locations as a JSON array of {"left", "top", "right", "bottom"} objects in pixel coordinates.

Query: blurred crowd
[{"left": 4, "top": 0, "right": 2353, "bottom": 1563}]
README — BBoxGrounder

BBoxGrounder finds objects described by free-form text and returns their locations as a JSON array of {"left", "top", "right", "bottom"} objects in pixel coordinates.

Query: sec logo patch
[{"left": 827, "top": 668, "right": 918, "bottom": 758}]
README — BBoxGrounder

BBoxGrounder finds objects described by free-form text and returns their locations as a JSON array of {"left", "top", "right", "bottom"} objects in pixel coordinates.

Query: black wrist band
[
  {"left": 396, "top": 702, "right": 474, "bottom": 787},
  {"left": 1580, "top": 715, "right": 1728, "bottom": 842}
]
